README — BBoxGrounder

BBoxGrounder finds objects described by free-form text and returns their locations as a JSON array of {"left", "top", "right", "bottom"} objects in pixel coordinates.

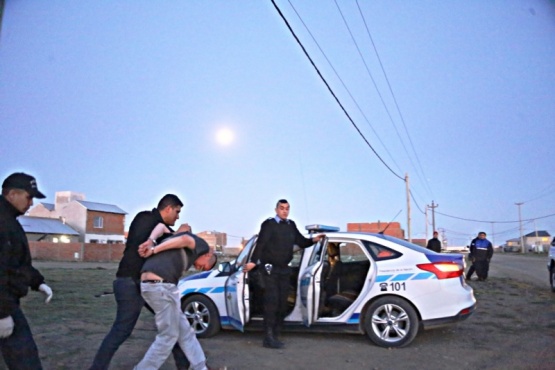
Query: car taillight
[{"left": 416, "top": 262, "right": 463, "bottom": 279}]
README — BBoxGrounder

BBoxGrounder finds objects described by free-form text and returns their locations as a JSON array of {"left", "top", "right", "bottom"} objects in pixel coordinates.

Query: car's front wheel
[
  {"left": 181, "top": 294, "right": 221, "bottom": 338},
  {"left": 363, "top": 296, "right": 419, "bottom": 348}
]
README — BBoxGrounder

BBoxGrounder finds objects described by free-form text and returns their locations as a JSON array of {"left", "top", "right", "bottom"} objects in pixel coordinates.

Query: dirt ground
[{"left": 3, "top": 258, "right": 554, "bottom": 370}]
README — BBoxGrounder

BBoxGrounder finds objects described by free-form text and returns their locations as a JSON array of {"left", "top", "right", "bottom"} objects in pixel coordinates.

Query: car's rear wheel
[
  {"left": 363, "top": 296, "right": 419, "bottom": 348},
  {"left": 550, "top": 266, "right": 555, "bottom": 293},
  {"left": 181, "top": 294, "right": 221, "bottom": 338}
]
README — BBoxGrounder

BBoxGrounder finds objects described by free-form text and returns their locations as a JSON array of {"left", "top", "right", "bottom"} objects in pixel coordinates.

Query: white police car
[{"left": 178, "top": 225, "right": 476, "bottom": 348}]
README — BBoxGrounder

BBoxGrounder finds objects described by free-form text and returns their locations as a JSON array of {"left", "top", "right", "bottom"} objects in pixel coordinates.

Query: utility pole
[
  {"left": 515, "top": 202, "right": 525, "bottom": 253},
  {"left": 425, "top": 206, "right": 429, "bottom": 241},
  {"left": 427, "top": 201, "right": 439, "bottom": 233},
  {"left": 405, "top": 173, "right": 411, "bottom": 242}
]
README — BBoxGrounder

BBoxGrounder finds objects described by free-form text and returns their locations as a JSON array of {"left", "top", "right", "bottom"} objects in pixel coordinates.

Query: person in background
[
  {"left": 426, "top": 231, "right": 442, "bottom": 253},
  {"left": 134, "top": 223, "right": 217, "bottom": 370},
  {"left": 244, "top": 199, "right": 324, "bottom": 349},
  {"left": 90, "top": 194, "right": 190, "bottom": 370},
  {"left": 467, "top": 231, "right": 493, "bottom": 281},
  {"left": 0, "top": 172, "right": 53, "bottom": 369}
]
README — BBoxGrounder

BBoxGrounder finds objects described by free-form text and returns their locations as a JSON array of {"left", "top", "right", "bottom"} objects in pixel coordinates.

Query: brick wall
[
  {"left": 85, "top": 211, "right": 125, "bottom": 235},
  {"left": 29, "top": 241, "right": 124, "bottom": 262},
  {"left": 347, "top": 222, "right": 405, "bottom": 239}
]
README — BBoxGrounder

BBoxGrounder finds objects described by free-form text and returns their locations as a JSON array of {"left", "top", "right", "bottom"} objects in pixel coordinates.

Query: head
[
  {"left": 194, "top": 246, "right": 217, "bottom": 271},
  {"left": 2, "top": 172, "right": 46, "bottom": 215},
  {"left": 157, "top": 194, "right": 183, "bottom": 226},
  {"left": 478, "top": 232, "right": 486, "bottom": 239},
  {"left": 275, "top": 199, "right": 290, "bottom": 221},
  {"left": 433, "top": 231, "right": 438, "bottom": 238}
]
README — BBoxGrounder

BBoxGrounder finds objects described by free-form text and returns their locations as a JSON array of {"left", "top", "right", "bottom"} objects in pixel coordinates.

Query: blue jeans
[
  {"left": 135, "top": 283, "right": 206, "bottom": 370},
  {"left": 89, "top": 277, "right": 189, "bottom": 370},
  {"left": 0, "top": 306, "right": 42, "bottom": 370}
]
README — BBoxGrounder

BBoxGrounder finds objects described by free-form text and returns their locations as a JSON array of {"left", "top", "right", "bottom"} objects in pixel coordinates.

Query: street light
[{"left": 515, "top": 202, "right": 525, "bottom": 253}]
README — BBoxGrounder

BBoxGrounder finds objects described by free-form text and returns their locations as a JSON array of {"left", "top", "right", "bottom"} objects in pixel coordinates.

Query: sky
[{"left": 1, "top": 1, "right": 554, "bottom": 247}]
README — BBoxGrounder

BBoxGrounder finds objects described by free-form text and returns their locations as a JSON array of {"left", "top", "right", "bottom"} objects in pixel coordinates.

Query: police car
[{"left": 178, "top": 225, "right": 476, "bottom": 348}]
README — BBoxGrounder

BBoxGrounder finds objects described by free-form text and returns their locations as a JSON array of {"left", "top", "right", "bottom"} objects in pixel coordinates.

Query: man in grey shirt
[{"left": 134, "top": 224, "right": 217, "bottom": 370}]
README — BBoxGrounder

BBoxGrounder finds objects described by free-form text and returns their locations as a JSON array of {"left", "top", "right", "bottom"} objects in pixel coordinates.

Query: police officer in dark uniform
[
  {"left": 468, "top": 231, "right": 493, "bottom": 281},
  {"left": 0, "top": 172, "right": 53, "bottom": 369},
  {"left": 90, "top": 194, "right": 190, "bottom": 370},
  {"left": 244, "top": 199, "right": 324, "bottom": 349}
]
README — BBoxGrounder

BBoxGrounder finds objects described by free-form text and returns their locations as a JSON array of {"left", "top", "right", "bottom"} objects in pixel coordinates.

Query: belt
[{"left": 141, "top": 279, "right": 169, "bottom": 284}]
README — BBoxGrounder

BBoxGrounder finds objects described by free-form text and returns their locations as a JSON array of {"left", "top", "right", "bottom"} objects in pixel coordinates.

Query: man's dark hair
[
  {"left": 478, "top": 231, "right": 486, "bottom": 236},
  {"left": 157, "top": 194, "right": 183, "bottom": 210},
  {"left": 276, "top": 199, "right": 289, "bottom": 208}
]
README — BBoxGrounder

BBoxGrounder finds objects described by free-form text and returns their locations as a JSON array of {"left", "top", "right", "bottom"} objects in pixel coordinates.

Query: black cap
[{"left": 2, "top": 172, "right": 46, "bottom": 199}]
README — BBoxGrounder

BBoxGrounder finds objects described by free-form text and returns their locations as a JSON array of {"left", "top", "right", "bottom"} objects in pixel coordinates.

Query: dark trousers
[
  {"left": 466, "top": 263, "right": 475, "bottom": 279},
  {"left": 475, "top": 260, "right": 490, "bottom": 280},
  {"left": 261, "top": 271, "right": 290, "bottom": 330},
  {"left": 0, "top": 306, "right": 42, "bottom": 370},
  {"left": 89, "top": 277, "right": 189, "bottom": 370}
]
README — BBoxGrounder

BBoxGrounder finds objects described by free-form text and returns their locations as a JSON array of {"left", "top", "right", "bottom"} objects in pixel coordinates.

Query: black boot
[
  {"left": 263, "top": 327, "right": 283, "bottom": 349},
  {"left": 273, "top": 324, "right": 284, "bottom": 347}
]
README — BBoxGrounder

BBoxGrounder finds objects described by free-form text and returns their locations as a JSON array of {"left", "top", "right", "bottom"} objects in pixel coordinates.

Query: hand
[
  {"left": 244, "top": 262, "right": 256, "bottom": 272},
  {"left": 138, "top": 239, "right": 155, "bottom": 257},
  {"left": 313, "top": 234, "right": 325, "bottom": 242},
  {"left": 176, "top": 223, "right": 192, "bottom": 233},
  {"left": 0, "top": 316, "right": 14, "bottom": 338},
  {"left": 39, "top": 283, "right": 53, "bottom": 304}
]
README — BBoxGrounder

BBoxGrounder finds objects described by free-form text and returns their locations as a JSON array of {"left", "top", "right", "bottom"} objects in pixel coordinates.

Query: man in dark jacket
[
  {"left": 244, "top": 199, "right": 324, "bottom": 349},
  {"left": 89, "top": 194, "right": 190, "bottom": 370},
  {"left": 426, "top": 231, "right": 442, "bottom": 252},
  {"left": 468, "top": 231, "right": 493, "bottom": 281},
  {"left": 0, "top": 172, "right": 53, "bottom": 369}
]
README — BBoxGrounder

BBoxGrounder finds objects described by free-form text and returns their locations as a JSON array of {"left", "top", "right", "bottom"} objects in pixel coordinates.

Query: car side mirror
[{"left": 218, "top": 261, "right": 231, "bottom": 273}]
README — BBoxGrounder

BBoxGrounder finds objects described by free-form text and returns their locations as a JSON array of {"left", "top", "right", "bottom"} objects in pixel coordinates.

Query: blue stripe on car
[{"left": 376, "top": 271, "right": 436, "bottom": 282}]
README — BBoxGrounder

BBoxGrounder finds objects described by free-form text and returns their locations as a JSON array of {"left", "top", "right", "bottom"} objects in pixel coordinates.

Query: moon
[{"left": 216, "top": 128, "right": 234, "bottom": 146}]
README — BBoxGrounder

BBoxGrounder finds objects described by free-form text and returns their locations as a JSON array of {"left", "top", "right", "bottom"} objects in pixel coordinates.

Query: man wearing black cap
[{"left": 0, "top": 172, "right": 53, "bottom": 369}]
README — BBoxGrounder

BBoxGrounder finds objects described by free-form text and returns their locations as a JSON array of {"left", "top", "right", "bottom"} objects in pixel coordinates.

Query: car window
[
  {"left": 338, "top": 242, "right": 368, "bottom": 262},
  {"left": 234, "top": 236, "right": 256, "bottom": 268},
  {"left": 289, "top": 248, "right": 303, "bottom": 268},
  {"left": 307, "top": 239, "right": 325, "bottom": 267},
  {"left": 363, "top": 240, "right": 402, "bottom": 260}
]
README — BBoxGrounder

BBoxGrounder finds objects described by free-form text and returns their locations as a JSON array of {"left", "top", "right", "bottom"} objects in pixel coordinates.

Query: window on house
[{"left": 94, "top": 216, "right": 104, "bottom": 228}]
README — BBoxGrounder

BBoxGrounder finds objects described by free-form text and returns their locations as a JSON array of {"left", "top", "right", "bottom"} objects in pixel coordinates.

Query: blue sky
[{"left": 1, "top": 1, "right": 554, "bottom": 247}]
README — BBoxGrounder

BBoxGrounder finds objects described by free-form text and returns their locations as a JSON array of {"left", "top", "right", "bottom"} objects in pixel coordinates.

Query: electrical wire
[
  {"left": 355, "top": 0, "right": 433, "bottom": 198},
  {"left": 286, "top": 0, "right": 403, "bottom": 174},
  {"left": 271, "top": 0, "right": 404, "bottom": 181}
]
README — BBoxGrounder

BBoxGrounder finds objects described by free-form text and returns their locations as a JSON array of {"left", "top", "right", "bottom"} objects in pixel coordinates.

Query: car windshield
[{"left": 374, "top": 234, "right": 429, "bottom": 253}]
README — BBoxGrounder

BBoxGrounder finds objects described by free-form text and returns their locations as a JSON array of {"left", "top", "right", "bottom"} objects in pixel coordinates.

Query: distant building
[
  {"left": 504, "top": 230, "right": 551, "bottom": 251},
  {"left": 197, "top": 230, "right": 227, "bottom": 252},
  {"left": 18, "top": 216, "right": 80, "bottom": 243},
  {"left": 28, "top": 191, "right": 127, "bottom": 243},
  {"left": 347, "top": 221, "right": 405, "bottom": 239}
]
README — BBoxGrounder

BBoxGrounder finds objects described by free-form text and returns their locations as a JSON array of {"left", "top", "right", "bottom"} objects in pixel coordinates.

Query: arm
[
  {"left": 244, "top": 220, "right": 272, "bottom": 272},
  {"left": 138, "top": 223, "right": 195, "bottom": 257},
  {"left": 292, "top": 220, "right": 323, "bottom": 248}
]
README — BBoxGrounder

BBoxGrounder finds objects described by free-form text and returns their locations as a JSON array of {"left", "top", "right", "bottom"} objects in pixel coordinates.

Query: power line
[
  {"left": 271, "top": 0, "right": 404, "bottom": 181},
  {"left": 285, "top": 0, "right": 403, "bottom": 174},
  {"left": 434, "top": 209, "right": 555, "bottom": 224}
]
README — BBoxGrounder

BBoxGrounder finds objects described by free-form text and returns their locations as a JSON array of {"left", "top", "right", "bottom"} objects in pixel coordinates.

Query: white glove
[
  {"left": 39, "top": 283, "right": 53, "bottom": 304},
  {"left": 0, "top": 316, "right": 14, "bottom": 338}
]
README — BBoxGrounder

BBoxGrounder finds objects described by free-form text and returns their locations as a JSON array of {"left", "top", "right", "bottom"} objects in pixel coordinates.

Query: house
[
  {"left": 18, "top": 216, "right": 80, "bottom": 243},
  {"left": 504, "top": 230, "right": 551, "bottom": 252},
  {"left": 28, "top": 191, "right": 127, "bottom": 243}
]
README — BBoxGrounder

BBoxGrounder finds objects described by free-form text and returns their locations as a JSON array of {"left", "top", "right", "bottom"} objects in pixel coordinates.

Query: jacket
[{"left": 0, "top": 196, "right": 45, "bottom": 318}]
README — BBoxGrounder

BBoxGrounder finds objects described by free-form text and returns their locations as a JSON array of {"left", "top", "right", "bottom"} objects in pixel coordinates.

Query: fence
[{"left": 29, "top": 241, "right": 124, "bottom": 263}]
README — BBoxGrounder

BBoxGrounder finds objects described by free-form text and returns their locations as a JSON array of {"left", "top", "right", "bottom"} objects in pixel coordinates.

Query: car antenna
[{"left": 379, "top": 209, "right": 402, "bottom": 234}]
